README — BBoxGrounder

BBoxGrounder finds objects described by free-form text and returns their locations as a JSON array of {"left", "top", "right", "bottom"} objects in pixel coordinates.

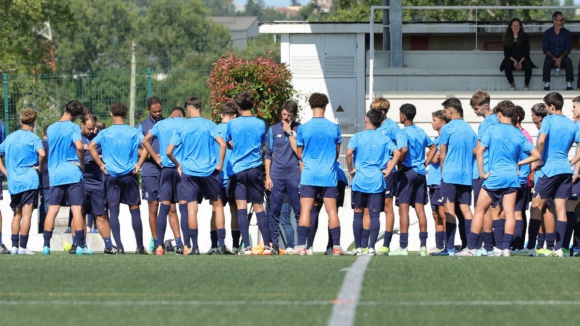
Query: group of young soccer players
[{"left": 1, "top": 89, "right": 580, "bottom": 258}]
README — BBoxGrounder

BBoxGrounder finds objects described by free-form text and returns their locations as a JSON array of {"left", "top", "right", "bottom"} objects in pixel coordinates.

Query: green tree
[
  {"left": 201, "top": 0, "right": 237, "bottom": 16},
  {"left": 234, "top": 35, "right": 281, "bottom": 62}
]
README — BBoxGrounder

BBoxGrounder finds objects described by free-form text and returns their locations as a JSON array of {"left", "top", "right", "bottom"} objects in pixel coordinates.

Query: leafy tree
[
  {"left": 234, "top": 35, "right": 281, "bottom": 63},
  {"left": 201, "top": 0, "right": 237, "bottom": 16}
]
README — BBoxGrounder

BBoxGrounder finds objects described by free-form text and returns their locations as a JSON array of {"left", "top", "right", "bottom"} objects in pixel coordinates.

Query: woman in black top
[{"left": 500, "top": 18, "right": 536, "bottom": 90}]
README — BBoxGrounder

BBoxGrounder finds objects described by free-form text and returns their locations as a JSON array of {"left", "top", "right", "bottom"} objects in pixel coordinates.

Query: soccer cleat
[
  {"left": 10, "top": 246, "right": 18, "bottom": 255},
  {"left": 367, "top": 248, "right": 376, "bottom": 256},
  {"left": 270, "top": 245, "right": 280, "bottom": 255},
  {"left": 104, "top": 246, "right": 118, "bottom": 255},
  {"left": 240, "top": 246, "right": 253, "bottom": 256},
  {"left": 537, "top": 248, "right": 552, "bottom": 257},
  {"left": 294, "top": 247, "right": 307, "bottom": 255},
  {"left": 324, "top": 247, "right": 333, "bottom": 255},
  {"left": 69, "top": 244, "right": 77, "bottom": 255},
  {"left": 476, "top": 248, "right": 493, "bottom": 257},
  {"left": 430, "top": 249, "right": 450, "bottom": 256},
  {"left": 306, "top": 248, "right": 314, "bottom": 256},
  {"left": 135, "top": 247, "right": 149, "bottom": 255},
  {"left": 187, "top": 247, "right": 200, "bottom": 255},
  {"left": 354, "top": 248, "right": 363, "bottom": 256},
  {"left": 332, "top": 247, "right": 346, "bottom": 256},
  {"left": 76, "top": 246, "right": 95, "bottom": 255},
  {"left": 429, "top": 247, "right": 445, "bottom": 255},
  {"left": 285, "top": 247, "right": 294, "bottom": 255},
  {"left": 389, "top": 247, "right": 408, "bottom": 256},
  {"left": 513, "top": 248, "right": 536, "bottom": 257},
  {"left": 573, "top": 250, "right": 580, "bottom": 257},
  {"left": 493, "top": 247, "right": 502, "bottom": 257},
  {"left": 175, "top": 245, "right": 185, "bottom": 255},
  {"left": 18, "top": 248, "right": 35, "bottom": 255},
  {"left": 0, "top": 244, "right": 10, "bottom": 254},
  {"left": 361, "top": 248, "right": 369, "bottom": 255},
  {"left": 551, "top": 249, "right": 564, "bottom": 258},
  {"left": 562, "top": 248, "right": 571, "bottom": 257},
  {"left": 182, "top": 246, "right": 192, "bottom": 255},
  {"left": 206, "top": 247, "right": 219, "bottom": 255},
  {"left": 501, "top": 249, "right": 511, "bottom": 257},
  {"left": 262, "top": 246, "right": 273, "bottom": 255},
  {"left": 117, "top": 248, "right": 126, "bottom": 254},
  {"left": 41, "top": 246, "right": 50, "bottom": 255},
  {"left": 231, "top": 247, "right": 240, "bottom": 255},
  {"left": 155, "top": 246, "right": 165, "bottom": 256},
  {"left": 216, "top": 246, "right": 233, "bottom": 255},
  {"left": 455, "top": 248, "right": 476, "bottom": 257},
  {"left": 419, "top": 246, "right": 428, "bottom": 257},
  {"left": 377, "top": 246, "right": 390, "bottom": 256}
]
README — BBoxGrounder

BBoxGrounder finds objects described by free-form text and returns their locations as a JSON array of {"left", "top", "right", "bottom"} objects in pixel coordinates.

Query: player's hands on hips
[
  {"left": 100, "top": 164, "right": 108, "bottom": 175},
  {"left": 215, "top": 164, "right": 222, "bottom": 173},
  {"left": 177, "top": 165, "right": 183, "bottom": 177},
  {"left": 133, "top": 164, "right": 141, "bottom": 175}
]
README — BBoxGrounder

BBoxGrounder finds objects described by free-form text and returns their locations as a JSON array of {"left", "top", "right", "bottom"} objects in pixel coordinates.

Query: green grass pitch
[{"left": 1, "top": 254, "right": 579, "bottom": 325}]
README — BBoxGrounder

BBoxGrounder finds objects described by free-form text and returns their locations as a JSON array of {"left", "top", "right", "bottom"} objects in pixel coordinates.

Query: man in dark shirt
[{"left": 542, "top": 11, "right": 574, "bottom": 91}]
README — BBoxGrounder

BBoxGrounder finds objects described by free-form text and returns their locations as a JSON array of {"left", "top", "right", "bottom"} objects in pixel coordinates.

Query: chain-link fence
[{"left": 0, "top": 68, "right": 212, "bottom": 135}]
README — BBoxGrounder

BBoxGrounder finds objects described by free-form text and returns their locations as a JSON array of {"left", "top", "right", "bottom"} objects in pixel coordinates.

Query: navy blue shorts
[
  {"left": 384, "top": 171, "right": 397, "bottom": 198},
  {"left": 396, "top": 167, "right": 428, "bottom": 206},
  {"left": 217, "top": 180, "right": 236, "bottom": 206},
  {"left": 472, "top": 177, "right": 484, "bottom": 207},
  {"left": 83, "top": 186, "right": 107, "bottom": 216},
  {"left": 533, "top": 174, "right": 572, "bottom": 200},
  {"left": 182, "top": 171, "right": 222, "bottom": 203},
  {"left": 441, "top": 180, "right": 472, "bottom": 205},
  {"left": 141, "top": 174, "right": 159, "bottom": 201},
  {"left": 351, "top": 191, "right": 384, "bottom": 211},
  {"left": 158, "top": 167, "right": 183, "bottom": 203},
  {"left": 10, "top": 189, "right": 38, "bottom": 211},
  {"left": 233, "top": 167, "right": 264, "bottom": 204},
  {"left": 569, "top": 179, "right": 580, "bottom": 201},
  {"left": 428, "top": 186, "right": 445, "bottom": 211},
  {"left": 515, "top": 183, "right": 531, "bottom": 212},
  {"left": 484, "top": 187, "right": 517, "bottom": 208},
  {"left": 300, "top": 185, "right": 338, "bottom": 203},
  {"left": 105, "top": 174, "right": 141, "bottom": 206},
  {"left": 49, "top": 182, "right": 84, "bottom": 206}
]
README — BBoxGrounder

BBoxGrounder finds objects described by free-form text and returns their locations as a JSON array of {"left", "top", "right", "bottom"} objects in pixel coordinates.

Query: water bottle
[{"left": 556, "top": 68, "right": 560, "bottom": 76}]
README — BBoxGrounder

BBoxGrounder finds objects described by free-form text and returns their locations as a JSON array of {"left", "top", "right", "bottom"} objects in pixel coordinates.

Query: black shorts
[
  {"left": 472, "top": 177, "right": 485, "bottom": 207},
  {"left": 428, "top": 186, "right": 445, "bottom": 211},
  {"left": 10, "top": 189, "right": 38, "bottom": 211},
  {"left": 484, "top": 187, "right": 518, "bottom": 208},
  {"left": 384, "top": 171, "right": 397, "bottom": 198},
  {"left": 300, "top": 185, "right": 338, "bottom": 202},
  {"left": 158, "top": 167, "right": 183, "bottom": 203},
  {"left": 515, "top": 183, "right": 531, "bottom": 212}
]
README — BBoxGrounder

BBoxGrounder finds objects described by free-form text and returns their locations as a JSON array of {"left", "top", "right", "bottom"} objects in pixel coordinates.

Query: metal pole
[
  {"left": 147, "top": 67, "right": 152, "bottom": 99},
  {"left": 369, "top": 9, "right": 375, "bottom": 102},
  {"left": 130, "top": 41, "right": 137, "bottom": 127},
  {"left": 475, "top": 8, "right": 478, "bottom": 51},
  {"left": 3, "top": 73, "right": 9, "bottom": 135},
  {"left": 382, "top": 0, "right": 390, "bottom": 51}
]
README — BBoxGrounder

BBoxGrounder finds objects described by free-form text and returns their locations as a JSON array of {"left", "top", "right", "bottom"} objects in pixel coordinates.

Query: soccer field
[{"left": 1, "top": 254, "right": 579, "bottom": 326}]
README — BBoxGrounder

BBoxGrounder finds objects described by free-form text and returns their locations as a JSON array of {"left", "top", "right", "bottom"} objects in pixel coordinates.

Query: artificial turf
[{"left": 1, "top": 254, "right": 579, "bottom": 326}]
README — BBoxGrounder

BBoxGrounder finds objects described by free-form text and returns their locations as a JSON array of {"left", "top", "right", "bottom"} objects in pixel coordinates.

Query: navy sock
[
  {"left": 130, "top": 208, "right": 144, "bottom": 249},
  {"left": 306, "top": 205, "right": 320, "bottom": 249},
  {"left": 545, "top": 232, "right": 555, "bottom": 250},
  {"left": 109, "top": 205, "right": 123, "bottom": 250},
  {"left": 467, "top": 231, "right": 479, "bottom": 250},
  {"left": 555, "top": 220, "right": 567, "bottom": 251},
  {"left": 513, "top": 220, "right": 524, "bottom": 250},
  {"left": 217, "top": 228, "right": 226, "bottom": 247},
  {"left": 419, "top": 231, "right": 428, "bottom": 248},
  {"left": 103, "top": 237, "right": 113, "bottom": 249},
  {"left": 435, "top": 231, "right": 445, "bottom": 249},
  {"left": 237, "top": 209, "right": 250, "bottom": 248},
  {"left": 502, "top": 233, "right": 514, "bottom": 250},
  {"left": 329, "top": 227, "right": 341, "bottom": 246},
  {"left": 564, "top": 212, "right": 576, "bottom": 249},
  {"left": 446, "top": 222, "right": 456, "bottom": 251},
  {"left": 369, "top": 211, "right": 380, "bottom": 249},
  {"left": 400, "top": 232, "right": 409, "bottom": 249},
  {"left": 361, "top": 229, "right": 370, "bottom": 248},
  {"left": 179, "top": 204, "right": 190, "bottom": 248},
  {"left": 87, "top": 214, "right": 94, "bottom": 229},
  {"left": 483, "top": 231, "right": 494, "bottom": 251},
  {"left": 537, "top": 232, "right": 546, "bottom": 249},
  {"left": 156, "top": 203, "right": 170, "bottom": 247},
  {"left": 231, "top": 230, "right": 240, "bottom": 248},
  {"left": 327, "top": 228, "right": 333, "bottom": 249},
  {"left": 210, "top": 230, "right": 218, "bottom": 248},
  {"left": 72, "top": 233, "right": 78, "bottom": 246},
  {"left": 75, "top": 230, "right": 85, "bottom": 248},
  {"left": 11, "top": 234, "right": 18, "bottom": 248},
  {"left": 189, "top": 228, "right": 199, "bottom": 250},
  {"left": 492, "top": 219, "right": 505, "bottom": 248},
  {"left": 352, "top": 212, "right": 363, "bottom": 248},
  {"left": 256, "top": 211, "right": 270, "bottom": 245},
  {"left": 527, "top": 219, "right": 541, "bottom": 249},
  {"left": 43, "top": 230, "right": 52, "bottom": 248},
  {"left": 19, "top": 235, "right": 29, "bottom": 249},
  {"left": 464, "top": 219, "right": 472, "bottom": 237},
  {"left": 297, "top": 226, "right": 309, "bottom": 247},
  {"left": 175, "top": 237, "right": 183, "bottom": 247},
  {"left": 0, "top": 231, "right": 3, "bottom": 245},
  {"left": 475, "top": 233, "right": 483, "bottom": 249},
  {"left": 383, "top": 230, "right": 393, "bottom": 248}
]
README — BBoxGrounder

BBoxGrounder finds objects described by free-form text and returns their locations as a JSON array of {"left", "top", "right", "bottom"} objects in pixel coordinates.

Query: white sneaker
[
  {"left": 285, "top": 247, "right": 294, "bottom": 255},
  {"left": 552, "top": 248, "right": 564, "bottom": 258},
  {"left": 367, "top": 248, "right": 376, "bottom": 256},
  {"left": 18, "top": 248, "right": 35, "bottom": 255},
  {"left": 389, "top": 247, "right": 408, "bottom": 256},
  {"left": 493, "top": 247, "right": 502, "bottom": 257},
  {"left": 354, "top": 248, "right": 362, "bottom": 256},
  {"left": 306, "top": 248, "right": 314, "bottom": 256},
  {"left": 10, "top": 246, "right": 18, "bottom": 255},
  {"left": 501, "top": 249, "right": 511, "bottom": 257},
  {"left": 455, "top": 248, "right": 476, "bottom": 257}
]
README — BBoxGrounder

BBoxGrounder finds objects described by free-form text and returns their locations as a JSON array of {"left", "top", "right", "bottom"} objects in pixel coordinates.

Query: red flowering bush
[{"left": 207, "top": 52, "right": 294, "bottom": 126}]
